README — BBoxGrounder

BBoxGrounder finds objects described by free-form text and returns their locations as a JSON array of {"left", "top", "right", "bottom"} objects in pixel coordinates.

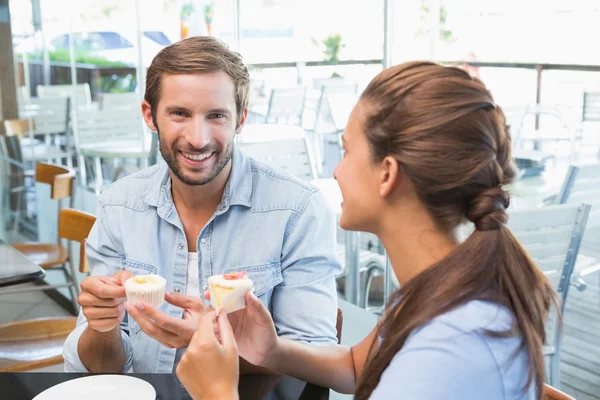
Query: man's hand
[
  {"left": 78, "top": 270, "right": 132, "bottom": 332},
  {"left": 125, "top": 292, "right": 210, "bottom": 348}
]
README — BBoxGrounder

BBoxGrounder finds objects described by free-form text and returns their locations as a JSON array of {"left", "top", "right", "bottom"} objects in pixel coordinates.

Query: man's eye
[
  {"left": 172, "top": 111, "right": 186, "bottom": 117},
  {"left": 209, "top": 113, "right": 225, "bottom": 119}
]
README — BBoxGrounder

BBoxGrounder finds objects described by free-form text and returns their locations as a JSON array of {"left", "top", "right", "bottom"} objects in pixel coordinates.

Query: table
[
  {"left": 0, "top": 238, "right": 45, "bottom": 288},
  {"left": 1, "top": 372, "right": 329, "bottom": 400},
  {"left": 79, "top": 140, "right": 150, "bottom": 195},
  {"left": 311, "top": 179, "right": 361, "bottom": 306}
]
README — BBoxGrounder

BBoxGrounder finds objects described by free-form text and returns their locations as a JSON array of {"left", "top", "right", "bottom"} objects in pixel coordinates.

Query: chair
[
  {"left": 0, "top": 317, "right": 78, "bottom": 372},
  {"left": 0, "top": 164, "right": 96, "bottom": 313},
  {"left": 238, "top": 124, "right": 306, "bottom": 144},
  {"left": 309, "top": 84, "right": 358, "bottom": 170},
  {"left": 250, "top": 87, "right": 307, "bottom": 126},
  {"left": 37, "top": 83, "right": 92, "bottom": 107},
  {"left": 576, "top": 92, "right": 600, "bottom": 157},
  {"left": 0, "top": 229, "right": 91, "bottom": 372},
  {"left": 99, "top": 92, "right": 139, "bottom": 110},
  {"left": 555, "top": 163, "right": 600, "bottom": 276},
  {"left": 73, "top": 108, "right": 145, "bottom": 192},
  {"left": 517, "top": 104, "right": 576, "bottom": 159},
  {"left": 544, "top": 384, "right": 576, "bottom": 400},
  {"left": 3, "top": 116, "right": 72, "bottom": 168},
  {"left": 239, "top": 137, "right": 318, "bottom": 181},
  {"left": 507, "top": 203, "right": 591, "bottom": 387},
  {"left": 336, "top": 308, "right": 343, "bottom": 344}
]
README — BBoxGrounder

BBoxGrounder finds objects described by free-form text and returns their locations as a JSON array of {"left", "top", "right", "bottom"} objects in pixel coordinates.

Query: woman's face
[{"left": 333, "top": 103, "right": 387, "bottom": 234}]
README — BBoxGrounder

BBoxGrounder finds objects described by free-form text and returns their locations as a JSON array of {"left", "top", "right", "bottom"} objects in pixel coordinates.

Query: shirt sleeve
[
  {"left": 62, "top": 201, "right": 134, "bottom": 373},
  {"left": 272, "top": 190, "right": 343, "bottom": 345},
  {"left": 369, "top": 321, "right": 507, "bottom": 400}
]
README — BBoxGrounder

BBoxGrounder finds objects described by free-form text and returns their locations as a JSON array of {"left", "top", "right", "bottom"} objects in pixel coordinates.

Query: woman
[{"left": 176, "top": 61, "right": 555, "bottom": 400}]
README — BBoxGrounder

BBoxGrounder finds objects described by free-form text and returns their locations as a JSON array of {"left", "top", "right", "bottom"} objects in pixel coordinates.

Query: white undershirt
[{"left": 186, "top": 252, "right": 200, "bottom": 298}]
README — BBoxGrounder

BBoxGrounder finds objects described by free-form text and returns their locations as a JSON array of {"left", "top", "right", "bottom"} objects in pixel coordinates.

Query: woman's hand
[
  {"left": 205, "top": 291, "right": 280, "bottom": 368},
  {"left": 176, "top": 310, "right": 239, "bottom": 400}
]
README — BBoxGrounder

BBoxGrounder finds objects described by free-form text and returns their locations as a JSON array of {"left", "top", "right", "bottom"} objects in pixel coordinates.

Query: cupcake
[
  {"left": 124, "top": 274, "right": 166, "bottom": 308},
  {"left": 208, "top": 271, "right": 254, "bottom": 313}
]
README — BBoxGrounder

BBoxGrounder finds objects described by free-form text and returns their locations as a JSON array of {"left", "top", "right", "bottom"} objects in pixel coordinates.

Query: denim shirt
[{"left": 63, "top": 147, "right": 342, "bottom": 373}]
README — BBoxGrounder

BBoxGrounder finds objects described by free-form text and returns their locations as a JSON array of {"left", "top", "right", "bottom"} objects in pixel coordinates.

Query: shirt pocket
[
  {"left": 223, "top": 262, "right": 283, "bottom": 298},
  {"left": 122, "top": 258, "right": 158, "bottom": 335}
]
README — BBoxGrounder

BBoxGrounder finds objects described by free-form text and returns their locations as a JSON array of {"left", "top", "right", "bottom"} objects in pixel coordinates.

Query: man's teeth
[{"left": 182, "top": 151, "right": 213, "bottom": 161}]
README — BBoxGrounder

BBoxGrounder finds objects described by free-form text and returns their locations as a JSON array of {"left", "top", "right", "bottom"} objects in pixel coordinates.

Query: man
[{"left": 63, "top": 36, "right": 341, "bottom": 373}]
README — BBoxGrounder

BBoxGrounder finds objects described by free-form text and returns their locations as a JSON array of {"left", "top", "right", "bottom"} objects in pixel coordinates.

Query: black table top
[
  {"left": 0, "top": 239, "right": 45, "bottom": 288},
  {"left": 1, "top": 372, "right": 330, "bottom": 400}
]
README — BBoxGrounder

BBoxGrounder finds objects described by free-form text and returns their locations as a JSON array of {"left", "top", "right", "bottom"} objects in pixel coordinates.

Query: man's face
[{"left": 142, "top": 71, "right": 246, "bottom": 186}]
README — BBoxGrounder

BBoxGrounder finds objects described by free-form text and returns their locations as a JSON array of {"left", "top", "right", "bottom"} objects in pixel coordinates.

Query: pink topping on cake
[{"left": 223, "top": 271, "right": 246, "bottom": 280}]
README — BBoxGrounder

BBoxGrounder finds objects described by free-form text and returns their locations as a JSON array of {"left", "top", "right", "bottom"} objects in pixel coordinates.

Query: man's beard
[{"left": 158, "top": 128, "right": 234, "bottom": 186}]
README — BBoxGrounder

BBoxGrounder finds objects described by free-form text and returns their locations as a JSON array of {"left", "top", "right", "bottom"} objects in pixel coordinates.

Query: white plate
[{"left": 33, "top": 375, "right": 156, "bottom": 400}]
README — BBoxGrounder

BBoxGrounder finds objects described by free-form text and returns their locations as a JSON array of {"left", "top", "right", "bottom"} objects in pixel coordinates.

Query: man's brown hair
[{"left": 145, "top": 36, "right": 250, "bottom": 127}]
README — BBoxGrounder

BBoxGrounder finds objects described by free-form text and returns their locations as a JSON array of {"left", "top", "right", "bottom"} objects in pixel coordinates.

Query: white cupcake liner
[
  {"left": 209, "top": 279, "right": 254, "bottom": 314},
  {"left": 125, "top": 275, "right": 166, "bottom": 308}
]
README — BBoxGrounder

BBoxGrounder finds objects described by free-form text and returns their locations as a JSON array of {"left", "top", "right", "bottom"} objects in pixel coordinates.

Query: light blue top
[
  {"left": 63, "top": 147, "right": 341, "bottom": 373},
  {"left": 370, "top": 300, "right": 536, "bottom": 400}
]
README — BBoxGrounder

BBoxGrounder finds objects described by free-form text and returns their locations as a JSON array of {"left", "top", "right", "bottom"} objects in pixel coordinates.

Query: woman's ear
[{"left": 380, "top": 156, "right": 400, "bottom": 198}]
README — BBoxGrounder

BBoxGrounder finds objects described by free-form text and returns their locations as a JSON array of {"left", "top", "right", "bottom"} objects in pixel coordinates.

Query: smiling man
[{"left": 63, "top": 37, "right": 341, "bottom": 374}]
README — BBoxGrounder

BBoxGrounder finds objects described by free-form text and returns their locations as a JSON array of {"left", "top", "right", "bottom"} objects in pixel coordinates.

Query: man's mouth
[{"left": 181, "top": 151, "right": 214, "bottom": 162}]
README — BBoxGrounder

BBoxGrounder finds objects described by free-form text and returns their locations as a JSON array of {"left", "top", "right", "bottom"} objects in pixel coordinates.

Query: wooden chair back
[
  {"left": 544, "top": 384, "right": 576, "bottom": 400},
  {"left": 80, "top": 238, "right": 90, "bottom": 273},
  {"left": 58, "top": 208, "right": 96, "bottom": 270},
  {"left": 3, "top": 119, "right": 36, "bottom": 137},
  {"left": 35, "top": 162, "right": 75, "bottom": 200},
  {"left": 336, "top": 308, "right": 343, "bottom": 344}
]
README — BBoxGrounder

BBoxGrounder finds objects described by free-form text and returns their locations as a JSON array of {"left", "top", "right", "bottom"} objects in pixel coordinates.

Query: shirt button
[
  {"left": 174, "top": 287, "right": 180, "bottom": 293},
  {"left": 200, "top": 238, "right": 207, "bottom": 244},
  {"left": 178, "top": 242, "right": 184, "bottom": 250},
  {"left": 219, "top": 205, "right": 225, "bottom": 211},
  {"left": 203, "top": 284, "right": 207, "bottom": 290}
]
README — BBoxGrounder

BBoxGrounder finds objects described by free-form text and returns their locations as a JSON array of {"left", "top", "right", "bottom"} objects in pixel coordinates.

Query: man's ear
[
  {"left": 142, "top": 100, "right": 158, "bottom": 131},
  {"left": 235, "top": 108, "right": 249, "bottom": 134}
]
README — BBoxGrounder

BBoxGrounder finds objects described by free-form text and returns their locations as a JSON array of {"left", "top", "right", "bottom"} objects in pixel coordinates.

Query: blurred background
[{"left": 0, "top": 1, "right": 599, "bottom": 398}]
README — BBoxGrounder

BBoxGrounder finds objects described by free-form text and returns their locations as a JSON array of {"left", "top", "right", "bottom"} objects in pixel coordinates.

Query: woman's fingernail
[
  {"left": 124, "top": 302, "right": 130, "bottom": 311},
  {"left": 135, "top": 302, "right": 145, "bottom": 310}
]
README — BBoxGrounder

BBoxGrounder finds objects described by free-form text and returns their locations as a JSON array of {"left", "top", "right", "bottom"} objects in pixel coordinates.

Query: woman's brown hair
[{"left": 354, "top": 61, "right": 555, "bottom": 399}]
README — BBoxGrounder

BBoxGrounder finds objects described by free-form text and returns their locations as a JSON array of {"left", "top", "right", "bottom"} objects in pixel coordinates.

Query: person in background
[
  {"left": 63, "top": 36, "right": 341, "bottom": 374},
  {"left": 176, "top": 61, "right": 555, "bottom": 400}
]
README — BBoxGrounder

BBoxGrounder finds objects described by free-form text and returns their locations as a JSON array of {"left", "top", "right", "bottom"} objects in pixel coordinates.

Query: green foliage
[
  {"left": 417, "top": 2, "right": 455, "bottom": 42},
  {"left": 44, "top": 49, "right": 130, "bottom": 67},
  {"left": 322, "top": 33, "right": 344, "bottom": 65},
  {"left": 204, "top": 3, "right": 214, "bottom": 24}
]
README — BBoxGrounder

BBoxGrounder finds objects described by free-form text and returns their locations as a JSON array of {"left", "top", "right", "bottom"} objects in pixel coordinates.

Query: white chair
[
  {"left": 312, "top": 77, "right": 355, "bottom": 91},
  {"left": 555, "top": 163, "right": 600, "bottom": 275},
  {"left": 575, "top": 92, "right": 600, "bottom": 157},
  {"left": 100, "top": 92, "right": 139, "bottom": 110},
  {"left": 239, "top": 124, "right": 306, "bottom": 144},
  {"left": 238, "top": 137, "right": 317, "bottom": 181},
  {"left": 517, "top": 104, "right": 577, "bottom": 159},
  {"left": 37, "top": 83, "right": 92, "bottom": 107},
  {"left": 250, "top": 87, "right": 307, "bottom": 126},
  {"left": 508, "top": 203, "right": 591, "bottom": 387},
  {"left": 74, "top": 108, "right": 145, "bottom": 193}
]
